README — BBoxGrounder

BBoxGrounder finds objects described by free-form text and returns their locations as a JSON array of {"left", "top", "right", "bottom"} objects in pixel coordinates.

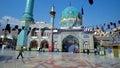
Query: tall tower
[
  {"left": 50, "top": 5, "right": 56, "bottom": 51},
  {"left": 16, "top": 0, "right": 34, "bottom": 50}
]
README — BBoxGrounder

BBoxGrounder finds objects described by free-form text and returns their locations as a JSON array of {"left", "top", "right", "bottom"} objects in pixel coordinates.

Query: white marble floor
[{"left": 0, "top": 49, "right": 120, "bottom": 68}]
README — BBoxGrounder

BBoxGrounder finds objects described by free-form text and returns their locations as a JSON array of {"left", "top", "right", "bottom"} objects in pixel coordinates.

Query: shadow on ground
[{"left": 0, "top": 55, "right": 12, "bottom": 61}]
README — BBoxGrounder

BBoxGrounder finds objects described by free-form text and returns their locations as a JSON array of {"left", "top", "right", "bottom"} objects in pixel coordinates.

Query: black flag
[
  {"left": 101, "top": 26, "right": 104, "bottom": 31},
  {"left": 27, "top": 31, "right": 30, "bottom": 35},
  {"left": 41, "top": 28, "right": 45, "bottom": 36},
  {"left": 107, "top": 24, "right": 110, "bottom": 29},
  {"left": 88, "top": 0, "right": 93, "bottom": 5},
  {"left": 5, "top": 24, "right": 11, "bottom": 33},
  {"left": 92, "top": 27, "right": 94, "bottom": 31},
  {"left": 104, "top": 23, "right": 106, "bottom": 26},
  {"left": 2, "top": 29, "right": 4, "bottom": 31},
  {"left": 110, "top": 31, "right": 112, "bottom": 34},
  {"left": 29, "top": 27, "right": 31, "bottom": 30},
  {"left": 18, "top": 29, "right": 22, "bottom": 34},
  {"left": 96, "top": 25, "right": 99, "bottom": 29},
  {"left": 81, "top": 8, "right": 84, "bottom": 15},
  {"left": 118, "top": 20, "right": 120, "bottom": 24},
  {"left": 12, "top": 28, "right": 16, "bottom": 31},
  {"left": 110, "top": 22, "right": 113, "bottom": 25},
  {"left": 113, "top": 23, "right": 116, "bottom": 28},
  {"left": 15, "top": 25, "right": 18, "bottom": 29},
  {"left": 22, "top": 26, "right": 25, "bottom": 30}
]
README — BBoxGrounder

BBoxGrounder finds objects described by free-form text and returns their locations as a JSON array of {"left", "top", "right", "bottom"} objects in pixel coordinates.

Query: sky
[{"left": 0, "top": 0, "right": 120, "bottom": 28}]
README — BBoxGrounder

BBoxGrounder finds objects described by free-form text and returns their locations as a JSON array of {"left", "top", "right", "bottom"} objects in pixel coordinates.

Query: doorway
[
  {"left": 62, "top": 35, "right": 79, "bottom": 52},
  {"left": 113, "top": 46, "right": 119, "bottom": 57},
  {"left": 30, "top": 40, "right": 38, "bottom": 48},
  {"left": 40, "top": 40, "right": 49, "bottom": 48}
]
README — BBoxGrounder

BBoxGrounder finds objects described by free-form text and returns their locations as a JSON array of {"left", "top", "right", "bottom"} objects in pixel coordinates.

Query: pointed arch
[{"left": 62, "top": 35, "right": 79, "bottom": 52}]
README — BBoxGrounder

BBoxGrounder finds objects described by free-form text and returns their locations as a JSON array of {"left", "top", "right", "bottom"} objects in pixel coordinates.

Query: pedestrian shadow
[{"left": 0, "top": 55, "right": 12, "bottom": 61}]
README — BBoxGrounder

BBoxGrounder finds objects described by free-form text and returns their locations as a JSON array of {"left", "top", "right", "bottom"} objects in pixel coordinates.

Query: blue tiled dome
[
  {"left": 60, "top": 6, "right": 82, "bottom": 29},
  {"left": 61, "top": 6, "right": 81, "bottom": 19}
]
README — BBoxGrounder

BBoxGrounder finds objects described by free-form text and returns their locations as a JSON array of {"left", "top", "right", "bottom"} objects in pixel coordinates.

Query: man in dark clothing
[
  {"left": 17, "top": 46, "right": 24, "bottom": 59},
  {"left": 87, "top": 49, "right": 90, "bottom": 55},
  {"left": 39, "top": 47, "right": 42, "bottom": 52},
  {"left": 29, "top": 47, "right": 31, "bottom": 51},
  {"left": 83, "top": 49, "right": 85, "bottom": 53}
]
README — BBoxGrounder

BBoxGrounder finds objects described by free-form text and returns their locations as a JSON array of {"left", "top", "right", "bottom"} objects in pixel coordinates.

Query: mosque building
[
  {"left": 16, "top": 0, "right": 94, "bottom": 52},
  {"left": 1, "top": 0, "right": 120, "bottom": 57}
]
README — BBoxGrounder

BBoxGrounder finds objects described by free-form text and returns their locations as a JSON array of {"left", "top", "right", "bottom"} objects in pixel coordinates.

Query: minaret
[
  {"left": 16, "top": 0, "right": 34, "bottom": 50},
  {"left": 50, "top": 5, "right": 56, "bottom": 51},
  {"left": 22, "top": 0, "right": 34, "bottom": 21}
]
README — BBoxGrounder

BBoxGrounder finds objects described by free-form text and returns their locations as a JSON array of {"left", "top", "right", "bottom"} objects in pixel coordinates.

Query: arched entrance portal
[
  {"left": 40, "top": 40, "right": 49, "bottom": 48},
  {"left": 62, "top": 35, "right": 79, "bottom": 52},
  {"left": 40, "top": 40, "right": 49, "bottom": 52},
  {"left": 30, "top": 40, "right": 38, "bottom": 48}
]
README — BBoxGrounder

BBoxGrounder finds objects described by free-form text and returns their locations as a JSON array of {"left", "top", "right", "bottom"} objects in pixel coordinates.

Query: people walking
[
  {"left": 17, "top": 46, "right": 24, "bottom": 59},
  {"left": 83, "top": 49, "right": 85, "bottom": 53},
  {"left": 29, "top": 47, "right": 31, "bottom": 51},
  {"left": 107, "top": 47, "right": 112, "bottom": 58},
  {"left": 94, "top": 48, "right": 97, "bottom": 55},
  {"left": 87, "top": 49, "right": 90, "bottom": 55},
  {"left": 108, "top": 47, "right": 112, "bottom": 54}
]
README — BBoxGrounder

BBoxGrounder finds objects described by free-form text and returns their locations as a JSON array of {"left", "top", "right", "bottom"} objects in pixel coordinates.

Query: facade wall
[
  {"left": 54, "top": 32, "right": 94, "bottom": 52},
  {"left": 57, "top": 32, "right": 81, "bottom": 51},
  {"left": 118, "top": 46, "right": 120, "bottom": 58},
  {"left": 105, "top": 46, "right": 120, "bottom": 58},
  {"left": 81, "top": 34, "right": 94, "bottom": 52},
  {"left": 27, "top": 22, "right": 52, "bottom": 50},
  {"left": 27, "top": 28, "right": 94, "bottom": 52},
  {"left": 27, "top": 23, "right": 94, "bottom": 52},
  {"left": 105, "top": 47, "right": 114, "bottom": 58}
]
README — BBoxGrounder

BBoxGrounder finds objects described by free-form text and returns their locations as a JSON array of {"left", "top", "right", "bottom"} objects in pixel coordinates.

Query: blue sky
[{"left": 0, "top": 0, "right": 120, "bottom": 28}]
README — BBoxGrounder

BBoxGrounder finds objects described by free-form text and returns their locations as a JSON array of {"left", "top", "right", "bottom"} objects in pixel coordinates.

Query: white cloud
[{"left": 0, "top": 16, "right": 21, "bottom": 26}]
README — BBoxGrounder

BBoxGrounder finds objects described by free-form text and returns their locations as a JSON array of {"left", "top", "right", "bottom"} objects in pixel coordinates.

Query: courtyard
[{"left": 0, "top": 49, "right": 120, "bottom": 68}]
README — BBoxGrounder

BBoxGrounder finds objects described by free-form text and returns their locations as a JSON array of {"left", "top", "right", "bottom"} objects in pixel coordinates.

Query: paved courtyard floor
[{"left": 0, "top": 49, "right": 120, "bottom": 68}]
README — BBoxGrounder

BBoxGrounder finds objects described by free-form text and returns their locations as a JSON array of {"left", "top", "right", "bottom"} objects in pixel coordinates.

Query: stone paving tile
[{"left": 0, "top": 50, "right": 120, "bottom": 68}]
